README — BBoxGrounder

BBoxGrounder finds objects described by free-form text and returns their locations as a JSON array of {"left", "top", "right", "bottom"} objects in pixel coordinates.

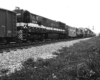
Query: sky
[{"left": 0, "top": 0, "right": 100, "bottom": 34}]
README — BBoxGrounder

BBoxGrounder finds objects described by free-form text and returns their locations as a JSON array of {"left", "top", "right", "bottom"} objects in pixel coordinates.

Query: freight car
[
  {"left": 84, "top": 28, "right": 95, "bottom": 37},
  {"left": 68, "top": 26, "right": 77, "bottom": 38},
  {"left": 0, "top": 7, "right": 95, "bottom": 44},
  {"left": 0, "top": 8, "right": 17, "bottom": 44},
  {"left": 76, "top": 28, "right": 84, "bottom": 38}
]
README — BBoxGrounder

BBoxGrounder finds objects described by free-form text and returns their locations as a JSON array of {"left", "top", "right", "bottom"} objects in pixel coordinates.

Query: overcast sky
[{"left": 0, "top": 0, "right": 100, "bottom": 34}]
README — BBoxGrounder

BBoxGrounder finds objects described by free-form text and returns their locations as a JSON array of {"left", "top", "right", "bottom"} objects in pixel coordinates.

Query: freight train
[{"left": 0, "top": 7, "right": 95, "bottom": 44}]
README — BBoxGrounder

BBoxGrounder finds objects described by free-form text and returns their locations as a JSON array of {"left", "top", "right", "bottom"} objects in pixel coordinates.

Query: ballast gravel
[{"left": 0, "top": 38, "right": 90, "bottom": 75}]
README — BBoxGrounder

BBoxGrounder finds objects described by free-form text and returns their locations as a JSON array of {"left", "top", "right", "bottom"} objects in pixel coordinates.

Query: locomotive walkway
[{"left": 0, "top": 38, "right": 90, "bottom": 76}]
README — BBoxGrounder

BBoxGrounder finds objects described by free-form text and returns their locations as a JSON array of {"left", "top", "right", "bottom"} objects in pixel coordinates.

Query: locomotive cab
[
  {"left": 14, "top": 7, "right": 30, "bottom": 42},
  {"left": 14, "top": 7, "right": 30, "bottom": 23}
]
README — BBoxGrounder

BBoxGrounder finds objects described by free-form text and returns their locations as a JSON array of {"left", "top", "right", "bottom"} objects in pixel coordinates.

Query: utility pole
[{"left": 92, "top": 26, "right": 94, "bottom": 30}]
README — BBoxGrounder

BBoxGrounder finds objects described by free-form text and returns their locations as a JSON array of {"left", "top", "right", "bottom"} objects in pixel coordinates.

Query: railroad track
[{"left": 0, "top": 38, "right": 82, "bottom": 53}]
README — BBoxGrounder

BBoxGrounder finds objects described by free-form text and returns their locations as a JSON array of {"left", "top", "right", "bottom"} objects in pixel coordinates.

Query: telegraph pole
[{"left": 92, "top": 26, "right": 94, "bottom": 30}]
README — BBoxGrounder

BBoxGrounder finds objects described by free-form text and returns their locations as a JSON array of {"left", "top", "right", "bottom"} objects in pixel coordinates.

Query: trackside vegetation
[{"left": 0, "top": 37, "right": 100, "bottom": 80}]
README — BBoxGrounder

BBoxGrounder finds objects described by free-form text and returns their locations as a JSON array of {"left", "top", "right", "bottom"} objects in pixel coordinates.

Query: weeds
[{"left": 0, "top": 37, "right": 100, "bottom": 80}]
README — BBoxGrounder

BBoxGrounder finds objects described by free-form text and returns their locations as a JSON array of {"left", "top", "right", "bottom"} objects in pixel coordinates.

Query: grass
[{"left": 0, "top": 37, "right": 100, "bottom": 80}]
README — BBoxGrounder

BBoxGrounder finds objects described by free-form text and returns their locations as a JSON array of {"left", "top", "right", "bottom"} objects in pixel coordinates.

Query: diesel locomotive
[{"left": 0, "top": 7, "right": 95, "bottom": 44}]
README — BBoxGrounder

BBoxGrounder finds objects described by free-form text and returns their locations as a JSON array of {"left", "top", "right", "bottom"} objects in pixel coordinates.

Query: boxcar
[
  {"left": 68, "top": 27, "right": 77, "bottom": 37},
  {"left": 84, "top": 28, "right": 90, "bottom": 37},
  {"left": 0, "top": 8, "right": 16, "bottom": 42},
  {"left": 85, "top": 28, "right": 94, "bottom": 37},
  {"left": 76, "top": 28, "right": 84, "bottom": 38}
]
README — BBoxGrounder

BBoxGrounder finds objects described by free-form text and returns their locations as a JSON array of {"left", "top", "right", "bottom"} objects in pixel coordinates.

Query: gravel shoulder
[{"left": 0, "top": 38, "right": 90, "bottom": 75}]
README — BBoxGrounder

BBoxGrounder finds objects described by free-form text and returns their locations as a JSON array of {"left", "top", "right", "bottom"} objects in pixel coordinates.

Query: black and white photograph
[{"left": 0, "top": 0, "right": 99, "bottom": 80}]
